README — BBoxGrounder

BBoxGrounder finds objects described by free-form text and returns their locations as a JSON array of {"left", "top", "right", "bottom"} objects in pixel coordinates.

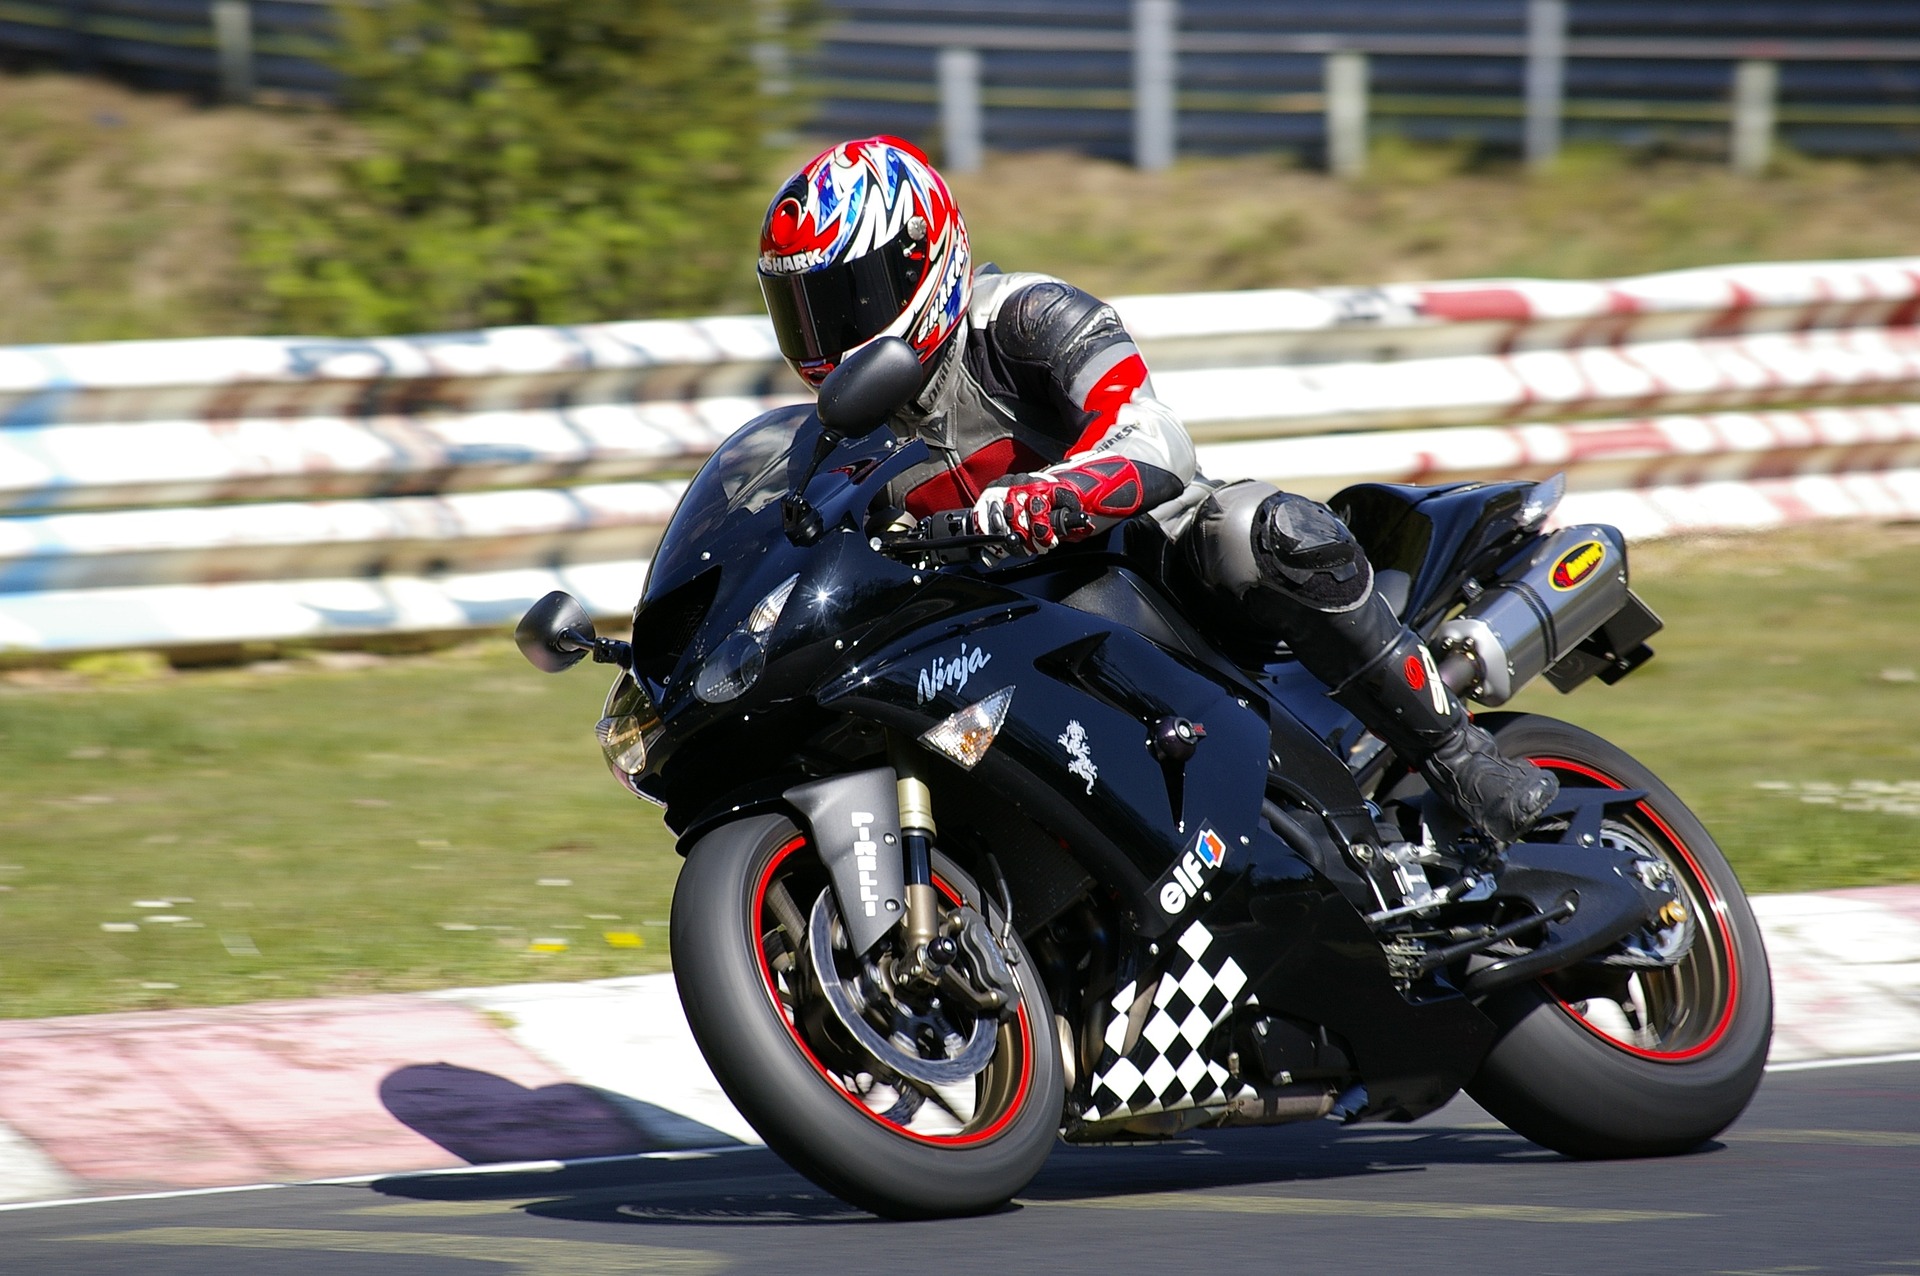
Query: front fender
[
  {"left": 671, "top": 778, "right": 797, "bottom": 855},
  {"left": 671, "top": 767, "right": 909, "bottom": 959},
  {"left": 782, "top": 768, "right": 908, "bottom": 956}
]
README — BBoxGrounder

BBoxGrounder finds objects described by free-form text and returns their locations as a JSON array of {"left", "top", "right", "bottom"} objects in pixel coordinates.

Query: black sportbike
[{"left": 517, "top": 337, "right": 1771, "bottom": 1219}]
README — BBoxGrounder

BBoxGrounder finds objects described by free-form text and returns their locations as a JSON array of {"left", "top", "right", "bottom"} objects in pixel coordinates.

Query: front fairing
[
  {"left": 628, "top": 410, "right": 940, "bottom": 785},
  {"left": 643, "top": 405, "right": 818, "bottom": 605}
]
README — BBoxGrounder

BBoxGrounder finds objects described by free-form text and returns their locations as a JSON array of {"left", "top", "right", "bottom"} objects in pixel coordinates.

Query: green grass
[
  {"left": 3, "top": 521, "right": 1919, "bottom": 1019},
  {"left": 1507, "top": 521, "right": 1920, "bottom": 896},
  {"left": 0, "top": 642, "right": 679, "bottom": 1019}
]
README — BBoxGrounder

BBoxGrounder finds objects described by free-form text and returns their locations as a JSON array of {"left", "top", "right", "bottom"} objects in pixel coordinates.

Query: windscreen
[{"left": 644, "top": 405, "right": 819, "bottom": 601}]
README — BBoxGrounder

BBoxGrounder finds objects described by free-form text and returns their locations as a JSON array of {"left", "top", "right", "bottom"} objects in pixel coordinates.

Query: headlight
[
  {"left": 598, "top": 675, "right": 661, "bottom": 780},
  {"left": 694, "top": 574, "right": 799, "bottom": 705},
  {"left": 693, "top": 630, "right": 767, "bottom": 703}
]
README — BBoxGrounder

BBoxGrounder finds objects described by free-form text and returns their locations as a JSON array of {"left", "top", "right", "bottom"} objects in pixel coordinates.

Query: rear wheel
[
  {"left": 1465, "top": 714, "right": 1773, "bottom": 1158},
  {"left": 671, "top": 813, "right": 1063, "bottom": 1218}
]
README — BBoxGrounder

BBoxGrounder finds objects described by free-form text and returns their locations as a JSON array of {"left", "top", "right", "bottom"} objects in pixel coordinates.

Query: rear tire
[
  {"left": 1465, "top": 714, "right": 1773, "bottom": 1158},
  {"left": 671, "top": 813, "right": 1064, "bottom": 1218}
]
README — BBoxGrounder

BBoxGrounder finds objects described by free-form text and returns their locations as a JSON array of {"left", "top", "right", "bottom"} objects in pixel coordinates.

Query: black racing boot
[
  {"left": 1404, "top": 704, "right": 1561, "bottom": 846},
  {"left": 1281, "top": 591, "right": 1560, "bottom": 845}
]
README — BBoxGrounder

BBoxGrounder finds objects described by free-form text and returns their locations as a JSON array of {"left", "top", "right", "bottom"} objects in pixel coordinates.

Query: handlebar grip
[{"left": 1051, "top": 506, "right": 1096, "bottom": 538}]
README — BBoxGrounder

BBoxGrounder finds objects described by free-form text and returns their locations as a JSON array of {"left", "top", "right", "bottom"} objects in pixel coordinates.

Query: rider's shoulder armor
[{"left": 972, "top": 272, "right": 1129, "bottom": 382}]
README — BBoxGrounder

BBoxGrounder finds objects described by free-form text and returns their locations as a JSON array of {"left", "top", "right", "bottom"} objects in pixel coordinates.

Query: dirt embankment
[{"left": 3, "top": 70, "right": 1919, "bottom": 344}]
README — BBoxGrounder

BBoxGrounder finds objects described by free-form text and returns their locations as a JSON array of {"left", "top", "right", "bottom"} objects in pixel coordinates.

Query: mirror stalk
[
  {"left": 781, "top": 426, "right": 841, "bottom": 546},
  {"left": 560, "top": 627, "right": 633, "bottom": 669}
]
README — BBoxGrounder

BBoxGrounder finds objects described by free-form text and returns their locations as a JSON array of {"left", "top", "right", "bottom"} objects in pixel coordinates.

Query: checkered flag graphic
[{"left": 1083, "top": 920, "right": 1252, "bottom": 1122}]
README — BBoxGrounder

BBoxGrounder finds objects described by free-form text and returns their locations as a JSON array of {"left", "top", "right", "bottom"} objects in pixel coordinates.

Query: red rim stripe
[
  {"left": 750, "top": 835, "right": 1035, "bottom": 1147},
  {"left": 1531, "top": 757, "right": 1740, "bottom": 1062}
]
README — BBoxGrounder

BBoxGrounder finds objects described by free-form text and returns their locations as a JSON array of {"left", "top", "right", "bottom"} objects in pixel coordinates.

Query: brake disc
[
  {"left": 806, "top": 889, "right": 998, "bottom": 1088},
  {"left": 1593, "top": 821, "right": 1698, "bottom": 968}
]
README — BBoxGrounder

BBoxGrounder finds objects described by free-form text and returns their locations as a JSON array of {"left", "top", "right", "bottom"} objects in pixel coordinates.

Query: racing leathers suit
[{"left": 885, "top": 268, "right": 1557, "bottom": 844}]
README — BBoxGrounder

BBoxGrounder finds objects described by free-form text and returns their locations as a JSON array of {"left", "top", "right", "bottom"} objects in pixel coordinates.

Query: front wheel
[
  {"left": 671, "top": 813, "right": 1064, "bottom": 1218},
  {"left": 1465, "top": 713, "right": 1773, "bottom": 1158}
]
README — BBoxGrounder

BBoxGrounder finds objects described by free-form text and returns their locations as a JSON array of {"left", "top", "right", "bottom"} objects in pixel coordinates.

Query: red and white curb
[
  {"left": 1751, "top": 886, "right": 1920, "bottom": 1063},
  {"left": 0, "top": 885, "right": 1915, "bottom": 1205}
]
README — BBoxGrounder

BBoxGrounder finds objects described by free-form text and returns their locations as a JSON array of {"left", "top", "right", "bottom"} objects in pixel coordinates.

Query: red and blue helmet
[{"left": 757, "top": 136, "right": 971, "bottom": 388}]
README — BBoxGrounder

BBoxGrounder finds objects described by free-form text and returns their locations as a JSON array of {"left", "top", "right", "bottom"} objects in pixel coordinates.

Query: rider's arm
[{"left": 973, "top": 279, "right": 1198, "bottom": 549}]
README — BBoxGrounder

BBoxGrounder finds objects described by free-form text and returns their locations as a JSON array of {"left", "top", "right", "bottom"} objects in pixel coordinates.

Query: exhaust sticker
[
  {"left": 1551, "top": 540, "right": 1607, "bottom": 591},
  {"left": 1157, "top": 826, "right": 1229, "bottom": 916}
]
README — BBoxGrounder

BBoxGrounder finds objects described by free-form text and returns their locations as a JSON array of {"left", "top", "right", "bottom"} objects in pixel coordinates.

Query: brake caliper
[{"left": 940, "top": 905, "right": 1021, "bottom": 1016}]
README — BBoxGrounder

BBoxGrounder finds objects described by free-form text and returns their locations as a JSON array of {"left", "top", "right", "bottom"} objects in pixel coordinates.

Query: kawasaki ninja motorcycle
[{"left": 516, "top": 337, "right": 1772, "bottom": 1219}]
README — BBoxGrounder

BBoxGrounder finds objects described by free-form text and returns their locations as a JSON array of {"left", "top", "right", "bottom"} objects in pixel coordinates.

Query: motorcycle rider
[{"left": 755, "top": 136, "right": 1557, "bottom": 843}]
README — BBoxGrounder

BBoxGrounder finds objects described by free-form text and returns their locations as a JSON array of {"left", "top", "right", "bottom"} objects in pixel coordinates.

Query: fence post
[
  {"left": 63, "top": 0, "right": 94, "bottom": 74},
  {"left": 212, "top": 0, "right": 254, "bottom": 105},
  {"left": 938, "top": 47, "right": 985, "bottom": 174},
  {"left": 1132, "top": 0, "right": 1177, "bottom": 172},
  {"left": 752, "top": 0, "right": 792, "bottom": 99},
  {"left": 752, "top": 0, "right": 795, "bottom": 147},
  {"left": 1325, "top": 51, "right": 1369, "bottom": 177},
  {"left": 1524, "top": 0, "right": 1567, "bottom": 168},
  {"left": 1731, "top": 59, "right": 1779, "bottom": 175}
]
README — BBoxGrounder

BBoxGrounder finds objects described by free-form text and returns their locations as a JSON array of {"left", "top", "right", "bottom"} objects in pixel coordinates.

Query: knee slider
[{"left": 1252, "top": 492, "right": 1373, "bottom": 613}]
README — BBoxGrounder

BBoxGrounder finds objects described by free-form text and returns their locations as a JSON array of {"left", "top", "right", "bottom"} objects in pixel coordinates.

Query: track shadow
[
  {"left": 368, "top": 1145, "right": 865, "bottom": 1223},
  {"left": 378, "top": 1062, "right": 739, "bottom": 1163},
  {"left": 362, "top": 1104, "right": 1681, "bottom": 1227}
]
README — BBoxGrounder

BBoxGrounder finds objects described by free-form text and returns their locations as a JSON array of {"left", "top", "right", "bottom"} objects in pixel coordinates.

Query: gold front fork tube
[{"left": 895, "top": 756, "right": 940, "bottom": 950}]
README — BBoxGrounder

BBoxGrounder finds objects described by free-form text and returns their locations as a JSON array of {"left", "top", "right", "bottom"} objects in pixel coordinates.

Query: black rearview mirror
[
  {"left": 816, "top": 336, "right": 923, "bottom": 437},
  {"left": 516, "top": 590, "right": 596, "bottom": 673}
]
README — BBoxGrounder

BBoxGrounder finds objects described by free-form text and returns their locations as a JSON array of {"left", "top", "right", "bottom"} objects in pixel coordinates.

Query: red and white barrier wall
[{"left": 4, "top": 256, "right": 1920, "bottom": 654}]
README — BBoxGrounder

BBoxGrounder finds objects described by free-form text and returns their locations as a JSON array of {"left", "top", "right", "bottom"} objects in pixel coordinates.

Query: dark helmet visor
[{"left": 759, "top": 244, "right": 928, "bottom": 366}]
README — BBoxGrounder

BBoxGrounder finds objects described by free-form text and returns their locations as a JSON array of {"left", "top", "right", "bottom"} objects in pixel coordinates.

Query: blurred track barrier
[{"left": 4, "top": 255, "right": 1920, "bottom": 654}]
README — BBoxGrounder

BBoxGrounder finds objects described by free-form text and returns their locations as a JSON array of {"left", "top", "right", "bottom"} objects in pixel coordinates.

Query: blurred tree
[{"left": 245, "top": 0, "right": 803, "bottom": 334}]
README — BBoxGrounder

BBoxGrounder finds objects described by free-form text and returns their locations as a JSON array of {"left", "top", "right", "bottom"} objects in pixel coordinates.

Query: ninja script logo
[{"left": 916, "top": 642, "right": 992, "bottom": 703}]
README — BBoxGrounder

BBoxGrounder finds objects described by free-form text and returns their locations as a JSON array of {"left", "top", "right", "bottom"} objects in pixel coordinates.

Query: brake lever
[
  {"left": 908, "top": 532, "right": 1023, "bottom": 552},
  {"left": 874, "top": 509, "right": 1022, "bottom": 560}
]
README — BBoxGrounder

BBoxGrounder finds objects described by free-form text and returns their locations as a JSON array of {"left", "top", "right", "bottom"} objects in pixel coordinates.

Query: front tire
[
  {"left": 1465, "top": 714, "right": 1773, "bottom": 1158},
  {"left": 671, "top": 813, "right": 1064, "bottom": 1218}
]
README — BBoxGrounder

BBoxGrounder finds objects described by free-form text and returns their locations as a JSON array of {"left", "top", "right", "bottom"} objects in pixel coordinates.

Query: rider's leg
[{"left": 1181, "top": 482, "right": 1557, "bottom": 844}]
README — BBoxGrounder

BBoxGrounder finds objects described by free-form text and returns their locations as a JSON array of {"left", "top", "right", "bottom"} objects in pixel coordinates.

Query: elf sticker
[
  {"left": 1550, "top": 540, "right": 1606, "bottom": 591},
  {"left": 1158, "top": 826, "right": 1228, "bottom": 916}
]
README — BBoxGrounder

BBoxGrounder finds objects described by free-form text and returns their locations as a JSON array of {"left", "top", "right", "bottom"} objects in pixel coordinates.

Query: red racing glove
[{"left": 970, "top": 456, "right": 1148, "bottom": 553}]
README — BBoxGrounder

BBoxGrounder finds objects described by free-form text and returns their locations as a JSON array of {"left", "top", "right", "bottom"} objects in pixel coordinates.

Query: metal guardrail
[
  {"left": 3, "top": 3, "right": 1919, "bottom": 166},
  {"left": 882, "top": 6, "right": 1920, "bottom": 164},
  {"left": 833, "top": 19, "right": 1920, "bottom": 60},
  {"left": 5, "top": 256, "right": 1920, "bottom": 655},
  {"left": 0, "top": 0, "right": 337, "bottom": 100},
  {"left": 858, "top": 2, "right": 1920, "bottom": 175}
]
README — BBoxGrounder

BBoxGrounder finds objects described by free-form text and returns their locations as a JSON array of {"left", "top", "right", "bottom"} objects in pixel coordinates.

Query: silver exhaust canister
[{"left": 1434, "top": 524, "right": 1630, "bottom": 706}]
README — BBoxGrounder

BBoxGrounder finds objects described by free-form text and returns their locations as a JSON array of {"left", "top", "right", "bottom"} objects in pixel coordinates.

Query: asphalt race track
[{"left": 0, "top": 1058, "right": 1914, "bottom": 1276}]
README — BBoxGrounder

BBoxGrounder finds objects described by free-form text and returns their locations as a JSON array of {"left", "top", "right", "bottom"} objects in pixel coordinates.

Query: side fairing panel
[
  {"left": 813, "top": 579, "right": 1495, "bottom": 1129},
  {"left": 815, "top": 590, "right": 1278, "bottom": 935},
  {"left": 1081, "top": 838, "right": 1495, "bottom": 1128}
]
